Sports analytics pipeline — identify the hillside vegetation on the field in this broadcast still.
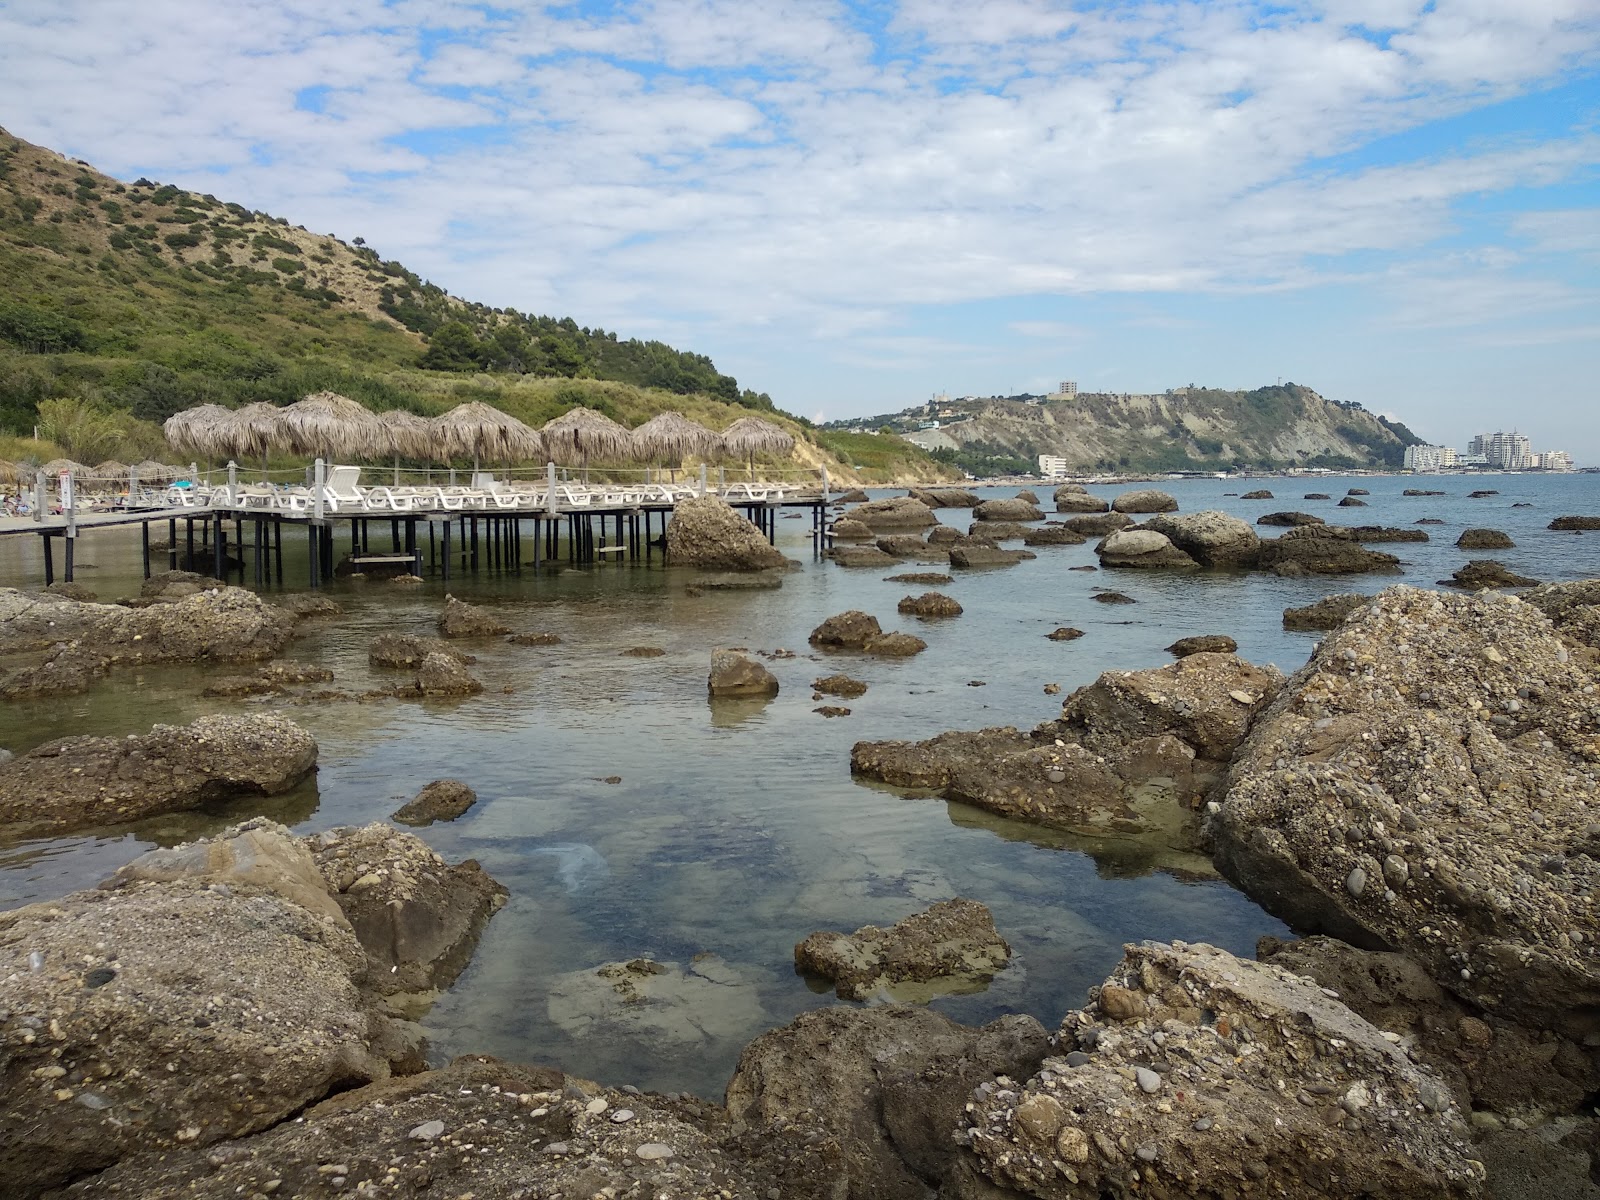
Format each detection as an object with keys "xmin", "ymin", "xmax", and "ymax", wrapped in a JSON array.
[
  {"xmin": 903, "ymin": 385, "xmax": 1422, "ymax": 474},
  {"xmin": 0, "ymin": 127, "xmax": 956, "ymax": 484}
]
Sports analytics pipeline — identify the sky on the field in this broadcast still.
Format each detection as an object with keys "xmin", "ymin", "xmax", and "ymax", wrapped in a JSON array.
[{"xmin": 1, "ymin": 1, "xmax": 1598, "ymax": 458}]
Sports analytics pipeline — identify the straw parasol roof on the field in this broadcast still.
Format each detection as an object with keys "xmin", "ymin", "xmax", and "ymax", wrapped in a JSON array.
[
  {"xmin": 278, "ymin": 391, "xmax": 386, "ymax": 460},
  {"xmin": 40, "ymin": 458, "xmax": 91, "ymax": 476},
  {"xmin": 720, "ymin": 416, "xmax": 795, "ymax": 460},
  {"xmin": 629, "ymin": 411, "xmax": 719, "ymax": 464},
  {"xmin": 378, "ymin": 409, "xmax": 436, "ymax": 460},
  {"xmin": 432, "ymin": 403, "xmax": 545, "ymax": 473},
  {"xmin": 164, "ymin": 403, "xmax": 232, "ymax": 458},
  {"xmin": 0, "ymin": 460, "xmax": 22, "ymax": 485},
  {"xmin": 211, "ymin": 402, "xmax": 287, "ymax": 462},
  {"xmin": 541, "ymin": 406, "xmax": 632, "ymax": 469},
  {"xmin": 132, "ymin": 459, "xmax": 183, "ymax": 482},
  {"xmin": 92, "ymin": 459, "xmax": 130, "ymax": 479}
]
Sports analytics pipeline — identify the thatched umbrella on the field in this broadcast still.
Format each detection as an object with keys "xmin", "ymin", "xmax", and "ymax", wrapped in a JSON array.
[
  {"xmin": 720, "ymin": 416, "xmax": 796, "ymax": 480},
  {"xmin": 432, "ymin": 402, "xmax": 545, "ymax": 479},
  {"xmin": 0, "ymin": 460, "xmax": 22, "ymax": 486},
  {"xmin": 629, "ymin": 411, "xmax": 719, "ymax": 476},
  {"xmin": 542, "ymin": 406, "xmax": 632, "ymax": 479},
  {"xmin": 378, "ymin": 409, "xmax": 437, "ymax": 485},
  {"xmin": 212, "ymin": 402, "xmax": 288, "ymax": 473},
  {"xmin": 164, "ymin": 404, "xmax": 232, "ymax": 459},
  {"xmin": 278, "ymin": 391, "xmax": 386, "ymax": 461},
  {"xmin": 40, "ymin": 457, "xmax": 91, "ymax": 477},
  {"xmin": 92, "ymin": 459, "xmax": 130, "ymax": 479},
  {"xmin": 132, "ymin": 459, "xmax": 182, "ymax": 483}
]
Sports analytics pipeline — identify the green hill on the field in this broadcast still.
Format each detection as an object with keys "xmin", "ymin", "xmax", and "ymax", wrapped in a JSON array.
[{"xmin": 0, "ymin": 127, "xmax": 954, "ymax": 484}]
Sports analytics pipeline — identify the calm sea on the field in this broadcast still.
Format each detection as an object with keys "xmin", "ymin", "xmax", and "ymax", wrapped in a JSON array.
[{"xmin": 3, "ymin": 472, "xmax": 1598, "ymax": 1097}]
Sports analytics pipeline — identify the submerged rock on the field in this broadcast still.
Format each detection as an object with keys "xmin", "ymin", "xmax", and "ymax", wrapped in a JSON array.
[
  {"xmin": 1440, "ymin": 560, "xmax": 1541, "ymax": 590},
  {"xmin": 665, "ymin": 495, "xmax": 792, "ymax": 570},
  {"xmin": 1349, "ymin": 525, "xmax": 1430, "ymax": 543},
  {"xmin": 708, "ymin": 648, "xmax": 779, "ymax": 697},
  {"xmin": 864, "ymin": 631, "xmax": 927, "ymax": 657},
  {"xmin": 370, "ymin": 633, "xmax": 475, "ymax": 667},
  {"xmin": 547, "ymin": 955, "xmax": 765, "ymax": 1048},
  {"xmin": 795, "ymin": 898, "xmax": 1012, "ymax": 1001},
  {"xmin": 392, "ymin": 778, "xmax": 477, "ymax": 826},
  {"xmin": 1046, "ymin": 626, "xmax": 1085, "ymax": 641},
  {"xmin": 952, "ymin": 941, "xmax": 1480, "ymax": 1200},
  {"xmin": 1282, "ymin": 592, "xmax": 1370, "ymax": 631},
  {"xmin": 0, "ymin": 714, "xmax": 317, "ymax": 836},
  {"xmin": 728, "ymin": 1007, "xmax": 1049, "ymax": 1200},
  {"xmin": 1405, "ymin": 488, "xmax": 1448, "ymax": 496},
  {"xmin": 885, "ymin": 571, "xmax": 953, "ymax": 586},
  {"xmin": 1211, "ymin": 585, "xmax": 1600, "ymax": 1037},
  {"xmin": 1166, "ymin": 634, "xmax": 1237, "ymax": 657},
  {"xmin": 436, "ymin": 595, "xmax": 512, "ymax": 638},
  {"xmin": 898, "ymin": 591, "xmax": 963, "ymax": 618},
  {"xmin": 813, "ymin": 673, "xmax": 868, "ymax": 698}
]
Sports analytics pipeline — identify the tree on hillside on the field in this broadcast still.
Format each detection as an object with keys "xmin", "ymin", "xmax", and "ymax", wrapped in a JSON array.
[{"xmin": 418, "ymin": 321, "xmax": 486, "ymax": 372}]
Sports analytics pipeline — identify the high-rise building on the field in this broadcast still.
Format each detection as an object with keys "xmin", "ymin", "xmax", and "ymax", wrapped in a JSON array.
[
  {"xmin": 1469, "ymin": 431, "xmax": 1533, "ymax": 469},
  {"xmin": 1403, "ymin": 444, "xmax": 1457, "ymax": 472},
  {"xmin": 1056, "ymin": 381, "xmax": 1077, "ymax": 397}
]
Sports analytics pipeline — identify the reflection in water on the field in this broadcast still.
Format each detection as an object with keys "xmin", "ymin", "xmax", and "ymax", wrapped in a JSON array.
[{"xmin": 3, "ymin": 474, "xmax": 1598, "ymax": 1098}]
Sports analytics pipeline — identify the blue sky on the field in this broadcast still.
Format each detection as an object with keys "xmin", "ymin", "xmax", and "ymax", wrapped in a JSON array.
[{"xmin": 1, "ymin": 0, "xmax": 1597, "ymax": 458}]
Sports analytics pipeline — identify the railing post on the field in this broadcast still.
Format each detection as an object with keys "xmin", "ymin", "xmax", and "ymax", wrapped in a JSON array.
[
  {"xmin": 821, "ymin": 465, "xmax": 829, "ymax": 501},
  {"xmin": 313, "ymin": 458, "xmax": 326, "ymax": 522},
  {"xmin": 698, "ymin": 463, "xmax": 707, "ymax": 498},
  {"xmin": 546, "ymin": 460, "xmax": 557, "ymax": 513},
  {"xmin": 32, "ymin": 469, "xmax": 44, "ymax": 523},
  {"xmin": 226, "ymin": 460, "xmax": 238, "ymax": 508}
]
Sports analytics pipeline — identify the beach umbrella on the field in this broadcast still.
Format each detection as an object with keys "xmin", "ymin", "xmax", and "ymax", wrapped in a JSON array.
[
  {"xmin": 377, "ymin": 409, "xmax": 437, "ymax": 485},
  {"xmin": 720, "ymin": 416, "xmax": 796, "ymax": 480},
  {"xmin": 629, "ymin": 411, "xmax": 719, "ymax": 472},
  {"xmin": 163, "ymin": 404, "xmax": 232, "ymax": 459},
  {"xmin": 212, "ymin": 402, "xmax": 288, "ymax": 473},
  {"xmin": 278, "ymin": 391, "xmax": 387, "ymax": 461},
  {"xmin": 432, "ymin": 402, "xmax": 544, "ymax": 478},
  {"xmin": 132, "ymin": 459, "xmax": 183, "ymax": 483},
  {"xmin": 541, "ymin": 405, "xmax": 632, "ymax": 479},
  {"xmin": 0, "ymin": 460, "xmax": 22, "ymax": 485},
  {"xmin": 40, "ymin": 457, "xmax": 91, "ymax": 477}
]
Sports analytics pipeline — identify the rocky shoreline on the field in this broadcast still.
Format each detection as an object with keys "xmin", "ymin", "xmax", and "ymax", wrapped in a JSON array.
[{"xmin": 1, "ymin": 492, "xmax": 1598, "ymax": 1197}]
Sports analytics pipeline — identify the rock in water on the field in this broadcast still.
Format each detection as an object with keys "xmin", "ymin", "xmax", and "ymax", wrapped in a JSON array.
[
  {"xmin": 830, "ymin": 516, "xmax": 874, "ymax": 539},
  {"xmin": 909, "ymin": 487, "xmax": 980, "ymax": 508},
  {"xmin": 1241, "ymin": 488, "xmax": 1274, "ymax": 499},
  {"xmin": 727, "ymin": 1007, "xmax": 1049, "ymax": 1200},
  {"xmin": 1094, "ymin": 528, "xmax": 1199, "ymax": 569},
  {"xmin": 949, "ymin": 543, "xmax": 1029, "ymax": 568},
  {"xmin": 370, "ymin": 633, "xmax": 475, "ymax": 667},
  {"xmin": 1055, "ymin": 491, "xmax": 1110, "ymax": 513},
  {"xmin": 1439, "ymin": 560, "xmax": 1541, "ymax": 590},
  {"xmin": 1258, "ymin": 525, "xmax": 1401, "ymax": 575},
  {"xmin": 842, "ymin": 496, "xmax": 937, "ymax": 530},
  {"xmin": 1256, "ymin": 510, "xmax": 1324, "ymax": 527},
  {"xmin": 665, "ymin": 495, "xmax": 791, "ymax": 570},
  {"xmin": 1143, "ymin": 510, "xmax": 1261, "ymax": 568},
  {"xmin": 1456, "ymin": 528, "xmax": 1515, "ymax": 549},
  {"xmin": 1110, "ymin": 489, "xmax": 1177, "ymax": 513},
  {"xmin": 1549, "ymin": 515, "xmax": 1600, "ymax": 531},
  {"xmin": 708, "ymin": 649, "xmax": 779, "ymax": 697},
  {"xmin": 829, "ymin": 545, "xmax": 899, "ymax": 567},
  {"xmin": 952, "ymin": 941, "xmax": 1480, "ymax": 1200},
  {"xmin": 813, "ymin": 673, "xmax": 868, "ymax": 697},
  {"xmin": 810, "ymin": 610, "xmax": 883, "ymax": 648},
  {"xmin": 437, "ymin": 595, "xmax": 512, "ymax": 638},
  {"xmin": 0, "ymin": 714, "xmax": 317, "ymax": 835},
  {"xmin": 1211, "ymin": 585, "xmax": 1600, "ymax": 1036},
  {"xmin": 1282, "ymin": 593, "xmax": 1369, "ymax": 631},
  {"xmin": 1022, "ymin": 524, "xmax": 1087, "ymax": 546},
  {"xmin": 795, "ymin": 898, "xmax": 1013, "ymax": 1000},
  {"xmin": 413, "ymin": 652, "xmax": 484, "ymax": 696},
  {"xmin": 1166, "ymin": 634, "xmax": 1237, "ymax": 657},
  {"xmin": 898, "ymin": 591, "xmax": 963, "ymax": 618},
  {"xmin": 393, "ymin": 778, "xmax": 478, "ymax": 826},
  {"xmin": 973, "ymin": 498, "xmax": 1044, "ymax": 522}
]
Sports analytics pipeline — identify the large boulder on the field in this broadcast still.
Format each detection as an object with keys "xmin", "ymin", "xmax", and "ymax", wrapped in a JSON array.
[
  {"xmin": 1549, "ymin": 515, "xmax": 1600, "ymax": 531},
  {"xmin": 0, "ymin": 714, "xmax": 317, "ymax": 836},
  {"xmin": 1210, "ymin": 586, "xmax": 1600, "ymax": 1037},
  {"xmin": 1063, "ymin": 511, "xmax": 1133, "ymax": 535},
  {"xmin": 1110, "ymin": 488, "xmax": 1177, "ymax": 513},
  {"xmin": 950, "ymin": 543, "xmax": 1029, "ymax": 568},
  {"xmin": 1023, "ymin": 524, "xmax": 1087, "ymax": 546},
  {"xmin": 392, "ymin": 778, "xmax": 477, "ymax": 826},
  {"xmin": 1457, "ymin": 528, "xmax": 1515, "ymax": 549},
  {"xmin": 71, "ymin": 1058, "xmax": 840, "ymax": 1200},
  {"xmin": 1093, "ymin": 528, "xmax": 1198, "ymax": 569},
  {"xmin": 845, "ymin": 496, "xmax": 938, "ymax": 530},
  {"xmin": 1055, "ymin": 492, "xmax": 1110, "ymax": 514},
  {"xmin": 1440, "ymin": 560, "xmax": 1541, "ymax": 590},
  {"xmin": 794, "ymin": 898, "xmax": 1012, "ymax": 1001},
  {"xmin": 666, "ymin": 495, "xmax": 791, "ymax": 570},
  {"xmin": 1256, "ymin": 510, "xmax": 1325, "ymax": 526},
  {"xmin": 708, "ymin": 648, "xmax": 779, "ymax": 697},
  {"xmin": 1257, "ymin": 524, "xmax": 1402, "ymax": 575},
  {"xmin": 0, "ymin": 822, "xmax": 394, "ymax": 1196},
  {"xmin": 909, "ymin": 487, "xmax": 979, "ymax": 508},
  {"xmin": 810, "ymin": 610, "xmax": 882, "ymax": 649},
  {"xmin": 727, "ymin": 1006, "xmax": 1050, "ymax": 1200},
  {"xmin": 436, "ymin": 595, "xmax": 512, "ymax": 638},
  {"xmin": 973, "ymin": 498, "xmax": 1043, "ymax": 522},
  {"xmin": 950, "ymin": 941, "xmax": 1480, "ymax": 1199},
  {"xmin": 369, "ymin": 633, "xmax": 474, "ymax": 668},
  {"xmin": 898, "ymin": 592, "xmax": 962, "ymax": 618},
  {"xmin": 0, "ymin": 586, "xmax": 297, "ymax": 699},
  {"xmin": 1142, "ymin": 510, "xmax": 1260, "ymax": 568},
  {"xmin": 1282, "ymin": 592, "xmax": 1370, "ymax": 630}
]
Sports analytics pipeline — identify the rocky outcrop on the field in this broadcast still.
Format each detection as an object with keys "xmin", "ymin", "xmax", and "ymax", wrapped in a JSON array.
[
  {"xmin": 411, "ymin": 652, "xmax": 484, "ymax": 696},
  {"xmin": 810, "ymin": 610, "xmax": 884, "ymax": 649},
  {"xmin": 1258, "ymin": 525, "xmax": 1402, "ymax": 575},
  {"xmin": 1241, "ymin": 488, "xmax": 1274, "ymax": 499},
  {"xmin": 1350, "ymin": 525, "xmax": 1429, "ymax": 542},
  {"xmin": 1166, "ymin": 634, "xmax": 1237, "ymax": 657},
  {"xmin": 0, "ymin": 714, "xmax": 317, "ymax": 836},
  {"xmin": 1348, "ymin": 488, "xmax": 1370, "ymax": 495},
  {"xmin": 830, "ymin": 516, "xmax": 874, "ymax": 539},
  {"xmin": 1282, "ymin": 592, "xmax": 1370, "ymax": 630},
  {"xmin": 876, "ymin": 533, "xmax": 940, "ymax": 558},
  {"xmin": 1524, "ymin": 579, "xmax": 1600, "ymax": 649},
  {"xmin": 925, "ymin": 525, "xmax": 962, "ymax": 545},
  {"xmin": 436, "ymin": 595, "xmax": 512, "ymax": 638},
  {"xmin": 813, "ymin": 673, "xmax": 868, "ymax": 698},
  {"xmin": 72, "ymin": 1058, "xmax": 840, "ymax": 1200},
  {"xmin": 1023, "ymin": 524, "xmax": 1087, "ymax": 546},
  {"xmin": 898, "ymin": 591, "xmax": 962, "ymax": 618},
  {"xmin": 1142, "ymin": 510, "xmax": 1260, "ymax": 568},
  {"xmin": 966, "ymin": 520, "xmax": 1030, "ymax": 540},
  {"xmin": 909, "ymin": 487, "xmax": 980, "ymax": 508},
  {"xmin": 1210, "ymin": 586, "xmax": 1600, "ymax": 1038},
  {"xmin": 1055, "ymin": 492, "xmax": 1110, "ymax": 514},
  {"xmin": 1457, "ymin": 528, "xmax": 1515, "ymax": 549},
  {"xmin": 794, "ymin": 898, "xmax": 1012, "ymax": 1001},
  {"xmin": 0, "ymin": 586, "xmax": 297, "ymax": 699},
  {"xmin": 836, "ymin": 487, "xmax": 870, "ymax": 503},
  {"xmin": 974, "ymin": 498, "xmax": 1044, "ymax": 522},
  {"xmin": 1469, "ymin": 489, "xmax": 1499, "ymax": 498},
  {"xmin": 1338, "ymin": 495, "xmax": 1368, "ymax": 507},
  {"xmin": 1046, "ymin": 626, "xmax": 1085, "ymax": 640},
  {"xmin": 1093, "ymin": 528, "xmax": 1198, "ymax": 569},
  {"xmin": 369, "ymin": 633, "xmax": 475, "ymax": 667},
  {"xmin": 830, "ymin": 545, "xmax": 900, "ymax": 567},
  {"xmin": 1406, "ymin": 488, "xmax": 1448, "ymax": 496},
  {"xmin": 392, "ymin": 779, "xmax": 477, "ymax": 826},
  {"xmin": 202, "ymin": 661, "xmax": 335, "ymax": 698},
  {"xmin": 845, "ymin": 496, "xmax": 938, "ymax": 530},
  {"xmin": 1063, "ymin": 511, "xmax": 1133, "ymax": 535},
  {"xmin": 865, "ymin": 632, "xmax": 927, "ymax": 656},
  {"xmin": 1256, "ymin": 510, "xmax": 1324, "ymax": 526},
  {"xmin": 1440, "ymin": 560, "xmax": 1541, "ymax": 590},
  {"xmin": 1092, "ymin": 591, "xmax": 1135, "ymax": 604},
  {"xmin": 727, "ymin": 1007, "xmax": 1050, "ymax": 1200},
  {"xmin": 1305, "ymin": 492, "xmax": 1333, "ymax": 500},
  {"xmin": 665, "ymin": 495, "xmax": 791, "ymax": 570},
  {"xmin": 1549, "ymin": 515, "xmax": 1600, "ymax": 531},
  {"xmin": 886, "ymin": 570, "xmax": 953, "ymax": 585},
  {"xmin": 708, "ymin": 649, "xmax": 779, "ymax": 696},
  {"xmin": 950, "ymin": 543, "xmax": 1029, "ymax": 568},
  {"xmin": 951, "ymin": 941, "xmax": 1480, "ymax": 1199},
  {"xmin": 1111, "ymin": 489, "xmax": 1177, "ymax": 513}
]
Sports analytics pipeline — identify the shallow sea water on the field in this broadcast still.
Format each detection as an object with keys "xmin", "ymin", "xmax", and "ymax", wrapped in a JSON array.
[{"xmin": 3, "ymin": 472, "xmax": 1599, "ymax": 1098}]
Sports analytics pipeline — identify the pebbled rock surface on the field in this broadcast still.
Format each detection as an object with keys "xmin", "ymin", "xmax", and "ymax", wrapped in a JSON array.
[
  {"xmin": 0, "ymin": 714, "xmax": 317, "ymax": 836},
  {"xmin": 1094, "ymin": 528, "xmax": 1199, "ymax": 569},
  {"xmin": 1111, "ymin": 489, "xmax": 1178, "ymax": 514},
  {"xmin": 950, "ymin": 940, "xmax": 1481, "ymax": 1199},
  {"xmin": 410, "ymin": 652, "xmax": 484, "ymax": 697},
  {"xmin": 1210, "ymin": 585, "xmax": 1600, "ymax": 1038},
  {"xmin": 1142, "ymin": 510, "xmax": 1260, "ymax": 568},
  {"xmin": 665, "ymin": 495, "xmax": 792, "ymax": 570},
  {"xmin": 1283, "ymin": 592, "xmax": 1371, "ymax": 631},
  {"xmin": 369, "ymin": 633, "xmax": 475, "ymax": 668},
  {"xmin": 811, "ymin": 610, "xmax": 883, "ymax": 649},
  {"xmin": 1258, "ymin": 524, "xmax": 1403, "ymax": 575},
  {"xmin": 392, "ymin": 778, "xmax": 477, "ymax": 826},
  {"xmin": 1350, "ymin": 525, "xmax": 1430, "ymax": 543},
  {"xmin": 899, "ymin": 591, "xmax": 963, "ymax": 618},
  {"xmin": 1524, "ymin": 579, "xmax": 1600, "ymax": 650},
  {"xmin": 436, "ymin": 595, "xmax": 512, "ymax": 638},
  {"xmin": 814, "ymin": 673, "xmax": 868, "ymax": 698},
  {"xmin": 795, "ymin": 898, "xmax": 1012, "ymax": 1001},
  {"xmin": 727, "ymin": 1006, "xmax": 1049, "ymax": 1200},
  {"xmin": 708, "ymin": 648, "xmax": 780, "ymax": 696}
]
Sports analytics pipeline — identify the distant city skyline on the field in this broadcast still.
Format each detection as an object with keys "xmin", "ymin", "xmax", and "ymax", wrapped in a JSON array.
[{"xmin": 0, "ymin": 3, "xmax": 1596, "ymax": 457}]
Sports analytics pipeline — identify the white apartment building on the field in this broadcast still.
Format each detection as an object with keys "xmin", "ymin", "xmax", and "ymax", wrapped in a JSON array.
[
  {"xmin": 1468, "ymin": 432, "xmax": 1533, "ymax": 470},
  {"xmin": 1403, "ymin": 444, "xmax": 1458, "ymax": 472},
  {"xmin": 1055, "ymin": 381, "xmax": 1078, "ymax": 398},
  {"xmin": 1038, "ymin": 454, "xmax": 1073, "ymax": 478}
]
